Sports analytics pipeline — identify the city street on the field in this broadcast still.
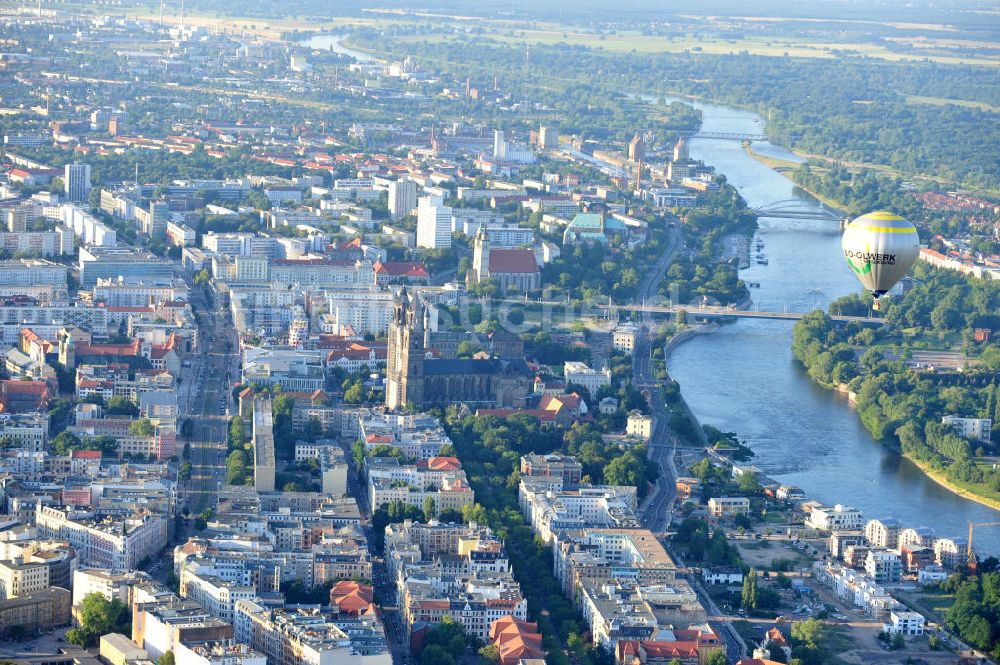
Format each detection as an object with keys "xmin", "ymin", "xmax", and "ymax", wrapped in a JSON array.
[{"xmin": 182, "ymin": 284, "xmax": 241, "ymax": 514}]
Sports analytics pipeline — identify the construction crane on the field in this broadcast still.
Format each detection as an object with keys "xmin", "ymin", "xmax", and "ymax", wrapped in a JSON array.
[{"xmin": 967, "ymin": 522, "xmax": 1000, "ymax": 567}]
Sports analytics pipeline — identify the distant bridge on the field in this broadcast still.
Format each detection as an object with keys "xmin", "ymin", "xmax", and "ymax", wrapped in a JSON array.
[
  {"xmin": 495, "ymin": 299, "xmax": 884, "ymax": 326},
  {"xmin": 689, "ymin": 131, "xmax": 769, "ymax": 142},
  {"xmin": 752, "ymin": 199, "xmax": 843, "ymax": 221},
  {"xmin": 601, "ymin": 303, "xmax": 883, "ymax": 325}
]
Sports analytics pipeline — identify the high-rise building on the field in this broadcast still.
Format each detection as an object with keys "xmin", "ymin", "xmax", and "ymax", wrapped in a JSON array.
[
  {"xmin": 416, "ymin": 197, "xmax": 452, "ymax": 249},
  {"xmin": 64, "ymin": 163, "xmax": 91, "ymax": 203},
  {"xmin": 493, "ymin": 129, "xmax": 508, "ymax": 160},
  {"xmin": 628, "ymin": 133, "xmax": 645, "ymax": 162},
  {"xmin": 538, "ymin": 124, "xmax": 560, "ymax": 149},
  {"xmin": 673, "ymin": 136, "xmax": 690, "ymax": 163},
  {"xmin": 388, "ymin": 180, "xmax": 417, "ymax": 220}
]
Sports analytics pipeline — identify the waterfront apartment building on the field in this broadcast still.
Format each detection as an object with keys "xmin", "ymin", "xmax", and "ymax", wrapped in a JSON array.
[
  {"xmin": 941, "ymin": 415, "xmax": 992, "ymax": 443},
  {"xmin": 806, "ymin": 504, "xmax": 864, "ymax": 532},
  {"xmin": 626, "ymin": 411, "xmax": 654, "ymax": 440},
  {"xmin": 865, "ymin": 518, "xmax": 902, "ymax": 550},
  {"xmin": 707, "ymin": 497, "xmax": 750, "ymax": 519}
]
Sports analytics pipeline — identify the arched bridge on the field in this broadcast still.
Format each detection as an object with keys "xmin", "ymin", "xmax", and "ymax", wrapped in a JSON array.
[{"xmin": 752, "ymin": 199, "xmax": 842, "ymax": 221}]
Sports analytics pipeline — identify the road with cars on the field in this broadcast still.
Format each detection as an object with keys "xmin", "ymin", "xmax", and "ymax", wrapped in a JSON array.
[{"xmin": 182, "ymin": 284, "xmax": 241, "ymax": 514}]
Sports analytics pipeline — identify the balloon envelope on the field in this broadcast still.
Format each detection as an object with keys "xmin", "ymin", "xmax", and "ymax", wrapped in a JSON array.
[{"xmin": 841, "ymin": 212, "xmax": 919, "ymax": 297}]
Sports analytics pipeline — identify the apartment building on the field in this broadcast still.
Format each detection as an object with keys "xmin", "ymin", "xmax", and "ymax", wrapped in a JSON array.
[
  {"xmin": 35, "ymin": 505, "xmax": 167, "ymax": 571},
  {"xmin": 252, "ymin": 397, "xmax": 276, "ymax": 492},
  {"xmin": 385, "ymin": 520, "xmax": 527, "ymax": 641},
  {"xmin": 180, "ymin": 570, "xmax": 257, "ymax": 623},
  {"xmin": 563, "ymin": 361, "xmax": 611, "ymax": 393},
  {"xmin": 520, "ymin": 453, "xmax": 583, "ymax": 488},
  {"xmin": 519, "ymin": 480, "xmax": 639, "ymax": 543},
  {"xmin": 707, "ymin": 497, "xmax": 750, "ymax": 519},
  {"xmin": 234, "ymin": 601, "xmax": 390, "ymax": 665},
  {"xmin": 0, "ymin": 558, "xmax": 49, "ymax": 599},
  {"xmin": 865, "ymin": 518, "xmax": 901, "ymax": 549},
  {"xmin": 865, "ymin": 550, "xmax": 903, "ymax": 585},
  {"xmin": 367, "ymin": 456, "xmax": 475, "ymax": 515},
  {"xmin": 806, "ymin": 504, "xmax": 864, "ymax": 531}
]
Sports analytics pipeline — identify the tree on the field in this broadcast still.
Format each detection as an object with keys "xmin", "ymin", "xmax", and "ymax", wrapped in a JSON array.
[
  {"xmin": 705, "ymin": 652, "xmax": 727, "ymax": 665},
  {"xmin": 422, "ymin": 616, "xmax": 467, "ymax": 661},
  {"xmin": 791, "ymin": 617, "xmax": 824, "ymax": 650},
  {"xmin": 157, "ymin": 653, "xmax": 175, "ymax": 665},
  {"xmin": 303, "ymin": 417, "xmax": 323, "ymax": 441},
  {"xmin": 226, "ymin": 450, "xmax": 248, "ymax": 485},
  {"xmin": 129, "ymin": 418, "xmax": 154, "ymax": 437},
  {"xmin": 51, "ymin": 431, "xmax": 82, "ymax": 456},
  {"xmin": 66, "ymin": 628, "xmax": 88, "ymax": 647},
  {"xmin": 742, "ymin": 569, "xmax": 758, "ymax": 610},
  {"xmin": 73, "ymin": 592, "xmax": 130, "ymax": 646},
  {"xmin": 423, "ymin": 496, "xmax": 437, "ymax": 519},
  {"xmin": 891, "ymin": 632, "xmax": 905, "ymax": 650},
  {"xmin": 106, "ymin": 396, "xmax": 139, "ymax": 416},
  {"xmin": 477, "ymin": 644, "xmax": 500, "ymax": 665},
  {"xmin": 421, "ymin": 645, "xmax": 455, "ymax": 665},
  {"xmin": 343, "ymin": 380, "xmax": 365, "ymax": 404}
]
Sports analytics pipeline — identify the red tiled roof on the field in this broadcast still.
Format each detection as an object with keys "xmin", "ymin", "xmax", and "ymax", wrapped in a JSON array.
[
  {"xmin": 75, "ymin": 340, "xmax": 141, "ymax": 357},
  {"xmin": 373, "ymin": 261, "xmax": 429, "ymax": 278},
  {"xmin": 488, "ymin": 249, "xmax": 538, "ymax": 274},
  {"xmin": 272, "ymin": 258, "xmax": 356, "ymax": 267},
  {"xmin": 420, "ymin": 457, "xmax": 462, "ymax": 471},
  {"xmin": 71, "ymin": 450, "xmax": 102, "ymax": 459},
  {"xmin": 329, "ymin": 581, "xmax": 375, "ymax": 617}
]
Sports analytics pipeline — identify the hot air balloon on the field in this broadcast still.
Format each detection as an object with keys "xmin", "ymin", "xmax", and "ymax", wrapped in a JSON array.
[{"xmin": 841, "ymin": 211, "xmax": 919, "ymax": 310}]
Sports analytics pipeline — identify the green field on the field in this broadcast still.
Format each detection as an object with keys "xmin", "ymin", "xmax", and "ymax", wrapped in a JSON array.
[
  {"xmin": 394, "ymin": 28, "xmax": 1000, "ymax": 67},
  {"xmin": 906, "ymin": 95, "xmax": 1000, "ymax": 113}
]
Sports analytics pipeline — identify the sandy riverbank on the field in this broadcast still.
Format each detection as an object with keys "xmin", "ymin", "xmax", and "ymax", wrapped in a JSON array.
[{"xmin": 910, "ymin": 459, "xmax": 1000, "ymax": 513}]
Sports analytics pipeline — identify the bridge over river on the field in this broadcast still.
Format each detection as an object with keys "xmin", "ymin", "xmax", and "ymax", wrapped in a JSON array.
[
  {"xmin": 495, "ymin": 299, "xmax": 884, "ymax": 326},
  {"xmin": 752, "ymin": 198, "xmax": 844, "ymax": 221}
]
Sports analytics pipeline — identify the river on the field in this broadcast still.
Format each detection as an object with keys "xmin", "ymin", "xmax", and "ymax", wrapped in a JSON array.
[
  {"xmin": 662, "ymin": 99, "xmax": 1000, "ymax": 555},
  {"xmin": 298, "ymin": 33, "xmax": 374, "ymax": 62}
]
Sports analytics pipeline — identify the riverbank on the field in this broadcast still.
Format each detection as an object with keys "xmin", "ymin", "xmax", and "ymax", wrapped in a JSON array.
[
  {"xmin": 741, "ymin": 144, "xmax": 849, "ymax": 214},
  {"xmin": 793, "ymin": 339, "xmax": 1000, "ymax": 515},
  {"xmin": 910, "ymin": 459, "xmax": 1000, "ymax": 513}
]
